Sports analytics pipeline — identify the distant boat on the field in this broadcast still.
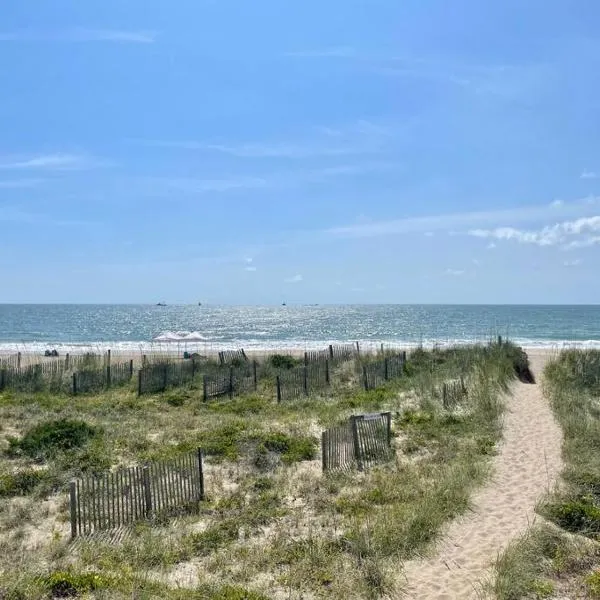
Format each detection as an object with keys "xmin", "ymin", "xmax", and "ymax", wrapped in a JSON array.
[
  {"xmin": 282, "ymin": 302, "xmax": 286, "ymax": 306},
  {"xmin": 198, "ymin": 302, "xmax": 202, "ymax": 306},
  {"xmin": 156, "ymin": 302, "xmax": 167, "ymax": 306}
]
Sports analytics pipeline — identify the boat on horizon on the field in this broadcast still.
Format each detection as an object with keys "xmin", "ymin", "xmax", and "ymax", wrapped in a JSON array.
[{"xmin": 156, "ymin": 302, "xmax": 167, "ymax": 307}]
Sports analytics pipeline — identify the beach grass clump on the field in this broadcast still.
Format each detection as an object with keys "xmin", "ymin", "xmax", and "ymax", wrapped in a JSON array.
[{"xmin": 7, "ymin": 418, "xmax": 99, "ymax": 461}]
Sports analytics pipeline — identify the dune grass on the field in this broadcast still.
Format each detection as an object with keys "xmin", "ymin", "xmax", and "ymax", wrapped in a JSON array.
[{"xmin": 0, "ymin": 343, "xmax": 522, "ymax": 599}]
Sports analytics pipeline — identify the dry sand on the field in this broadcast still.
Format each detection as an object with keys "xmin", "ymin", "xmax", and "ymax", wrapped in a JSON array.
[{"xmin": 399, "ymin": 350, "xmax": 563, "ymax": 599}]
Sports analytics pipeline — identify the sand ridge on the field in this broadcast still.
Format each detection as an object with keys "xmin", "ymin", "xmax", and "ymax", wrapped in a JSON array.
[{"xmin": 399, "ymin": 352, "xmax": 563, "ymax": 599}]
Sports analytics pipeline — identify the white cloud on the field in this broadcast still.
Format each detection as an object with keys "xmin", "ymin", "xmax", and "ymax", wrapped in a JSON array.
[
  {"xmin": 326, "ymin": 197, "xmax": 600, "ymax": 239},
  {"xmin": 472, "ymin": 259, "xmax": 481, "ymax": 266},
  {"xmin": 468, "ymin": 215, "xmax": 600, "ymax": 248},
  {"xmin": 244, "ymin": 266, "xmax": 257, "ymax": 272},
  {"xmin": 487, "ymin": 242, "xmax": 497, "ymax": 249},
  {"xmin": 284, "ymin": 274, "xmax": 303, "ymax": 283},
  {"xmin": 550, "ymin": 199, "xmax": 563, "ymax": 207},
  {"xmin": 0, "ymin": 154, "xmax": 104, "ymax": 171},
  {"xmin": 424, "ymin": 231, "xmax": 435, "ymax": 237},
  {"xmin": 244, "ymin": 257, "xmax": 253, "ymax": 264},
  {"xmin": 581, "ymin": 170, "xmax": 598, "ymax": 179},
  {"xmin": 445, "ymin": 269, "xmax": 465, "ymax": 276},
  {"xmin": 0, "ymin": 28, "xmax": 156, "ymax": 43},
  {"xmin": 563, "ymin": 259, "xmax": 582, "ymax": 267}
]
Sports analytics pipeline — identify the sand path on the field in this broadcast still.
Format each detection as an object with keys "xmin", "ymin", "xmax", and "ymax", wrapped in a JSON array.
[{"xmin": 399, "ymin": 352, "xmax": 563, "ymax": 599}]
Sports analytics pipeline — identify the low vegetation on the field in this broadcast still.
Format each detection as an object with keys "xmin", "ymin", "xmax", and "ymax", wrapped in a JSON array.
[{"xmin": 0, "ymin": 342, "xmax": 523, "ymax": 599}]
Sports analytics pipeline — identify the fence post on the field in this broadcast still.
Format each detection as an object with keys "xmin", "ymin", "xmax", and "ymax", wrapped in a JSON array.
[
  {"xmin": 442, "ymin": 383, "xmax": 448, "ymax": 409},
  {"xmin": 380, "ymin": 343, "xmax": 384, "ymax": 355},
  {"xmin": 106, "ymin": 365, "xmax": 111, "ymax": 389},
  {"xmin": 142, "ymin": 466, "xmax": 152, "ymax": 517},
  {"xmin": 384, "ymin": 358, "xmax": 389, "ymax": 381},
  {"xmin": 321, "ymin": 431, "xmax": 328, "ymax": 472},
  {"xmin": 65, "ymin": 353, "xmax": 70, "ymax": 370},
  {"xmin": 384, "ymin": 411, "xmax": 392, "ymax": 446},
  {"xmin": 229, "ymin": 366, "xmax": 234, "ymax": 398},
  {"xmin": 197, "ymin": 448, "xmax": 205, "ymax": 501},
  {"xmin": 69, "ymin": 480, "xmax": 78, "ymax": 539},
  {"xmin": 325, "ymin": 359, "xmax": 330, "ymax": 385},
  {"xmin": 137, "ymin": 369, "xmax": 142, "ymax": 396},
  {"xmin": 276, "ymin": 376, "xmax": 282, "ymax": 403},
  {"xmin": 203, "ymin": 376, "xmax": 208, "ymax": 402},
  {"xmin": 162, "ymin": 364, "xmax": 168, "ymax": 392},
  {"xmin": 355, "ymin": 341, "xmax": 360, "ymax": 355},
  {"xmin": 329, "ymin": 344, "xmax": 334, "ymax": 360},
  {"xmin": 129, "ymin": 359, "xmax": 134, "ymax": 379},
  {"xmin": 107, "ymin": 349, "xmax": 111, "ymax": 367},
  {"xmin": 17, "ymin": 352, "xmax": 21, "ymax": 370},
  {"xmin": 362, "ymin": 366, "xmax": 368, "ymax": 391},
  {"xmin": 460, "ymin": 375, "xmax": 467, "ymax": 396},
  {"xmin": 303, "ymin": 365, "xmax": 308, "ymax": 396},
  {"xmin": 304, "ymin": 352, "xmax": 308, "ymax": 366},
  {"xmin": 350, "ymin": 416, "xmax": 363, "ymax": 471},
  {"xmin": 72, "ymin": 373, "xmax": 77, "ymax": 396},
  {"xmin": 253, "ymin": 360, "xmax": 258, "ymax": 389},
  {"xmin": 0, "ymin": 369, "xmax": 4, "ymax": 391},
  {"xmin": 218, "ymin": 351, "xmax": 224, "ymax": 366},
  {"xmin": 142, "ymin": 354, "xmax": 147, "ymax": 367}
]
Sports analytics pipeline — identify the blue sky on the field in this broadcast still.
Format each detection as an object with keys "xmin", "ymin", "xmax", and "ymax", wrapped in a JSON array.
[{"xmin": 1, "ymin": 0, "xmax": 600, "ymax": 304}]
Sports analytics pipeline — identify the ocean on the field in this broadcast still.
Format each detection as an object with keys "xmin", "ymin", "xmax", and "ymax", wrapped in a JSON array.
[{"xmin": 0, "ymin": 304, "xmax": 598, "ymax": 355}]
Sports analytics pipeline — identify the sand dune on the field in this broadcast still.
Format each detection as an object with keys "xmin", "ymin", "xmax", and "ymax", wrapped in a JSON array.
[{"xmin": 399, "ymin": 352, "xmax": 563, "ymax": 599}]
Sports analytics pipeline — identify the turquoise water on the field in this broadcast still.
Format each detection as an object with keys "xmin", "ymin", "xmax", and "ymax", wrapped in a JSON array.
[{"xmin": 0, "ymin": 304, "xmax": 598, "ymax": 353}]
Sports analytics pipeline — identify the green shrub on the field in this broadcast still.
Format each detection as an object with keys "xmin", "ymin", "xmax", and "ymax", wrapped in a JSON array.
[
  {"xmin": 42, "ymin": 570, "xmax": 109, "ymax": 597},
  {"xmin": 192, "ymin": 585, "xmax": 271, "ymax": 600},
  {"xmin": 587, "ymin": 570, "xmax": 600, "ymax": 597},
  {"xmin": 196, "ymin": 421, "xmax": 248, "ymax": 459},
  {"xmin": 256, "ymin": 432, "xmax": 317, "ymax": 464},
  {"xmin": 544, "ymin": 496, "xmax": 600, "ymax": 537},
  {"xmin": 269, "ymin": 354, "xmax": 298, "ymax": 370},
  {"xmin": 10, "ymin": 419, "xmax": 99, "ymax": 460},
  {"xmin": 0, "ymin": 469, "xmax": 53, "ymax": 498}
]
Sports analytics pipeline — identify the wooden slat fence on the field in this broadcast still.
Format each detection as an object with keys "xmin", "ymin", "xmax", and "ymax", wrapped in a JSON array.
[
  {"xmin": 322, "ymin": 412, "xmax": 392, "ymax": 472},
  {"xmin": 361, "ymin": 353, "xmax": 406, "ymax": 390},
  {"xmin": 69, "ymin": 449, "xmax": 204, "ymax": 539},
  {"xmin": 138, "ymin": 360, "xmax": 199, "ymax": 395},
  {"xmin": 218, "ymin": 349, "xmax": 248, "ymax": 366},
  {"xmin": 203, "ymin": 362, "xmax": 258, "ymax": 401},
  {"xmin": 329, "ymin": 343, "xmax": 358, "ymax": 364},
  {"xmin": 276, "ymin": 360, "xmax": 330, "ymax": 402},
  {"xmin": 72, "ymin": 361, "xmax": 134, "ymax": 395},
  {"xmin": 441, "ymin": 377, "xmax": 468, "ymax": 409}
]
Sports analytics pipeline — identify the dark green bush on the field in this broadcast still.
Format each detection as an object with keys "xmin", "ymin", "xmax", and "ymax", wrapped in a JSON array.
[
  {"xmin": 256, "ymin": 432, "xmax": 317, "ymax": 464},
  {"xmin": 10, "ymin": 419, "xmax": 99, "ymax": 460},
  {"xmin": 544, "ymin": 496, "xmax": 600, "ymax": 537},
  {"xmin": 0, "ymin": 468, "xmax": 54, "ymax": 498},
  {"xmin": 269, "ymin": 354, "xmax": 298, "ymax": 370},
  {"xmin": 42, "ymin": 570, "xmax": 109, "ymax": 597}
]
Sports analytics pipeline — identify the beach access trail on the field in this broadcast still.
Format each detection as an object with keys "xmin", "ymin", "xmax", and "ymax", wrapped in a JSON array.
[{"xmin": 399, "ymin": 351, "xmax": 563, "ymax": 599}]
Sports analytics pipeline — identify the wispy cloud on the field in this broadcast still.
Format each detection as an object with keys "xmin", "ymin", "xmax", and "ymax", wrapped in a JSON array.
[
  {"xmin": 326, "ymin": 197, "xmax": 600, "ymax": 239},
  {"xmin": 284, "ymin": 47, "xmax": 357, "ymax": 58},
  {"xmin": 581, "ymin": 169, "xmax": 598, "ymax": 179},
  {"xmin": 0, "ymin": 179, "xmax": 42, "ymax": 188},
  {"xmin": 132, "ymin": 119, "xmax": 392, "ymax": 159},
  {"xmin": 160, "ymin": 177, "xmax": 269, "ymax": 194},
  {"xmin": 245, "ymin": 266, "xmax": 257, "ymax": 272},
  {"xmin": 0, "ymin": 205, "xmax": 91, "ymax": 227},
  {"xmin": 445, "ymin": 269, "xmax": 465, "ymax": 276},
  {"xmin": 0, "ymin": 154, "xmax": 106, "ymax": 171},
  {"xmin": 468, "ymin": 216, "xmax": 600, "ymax": 249},
  {"xmin": 284, "ymin": 274, "xmax": 303, "ymax": 283},
  {"xmin": 563, "ymin": 259, "xmax": 582, "ymax": 267},
  {"xmin": 0, "ymin": 28, "xmax": 156, "ymax": 43}
]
